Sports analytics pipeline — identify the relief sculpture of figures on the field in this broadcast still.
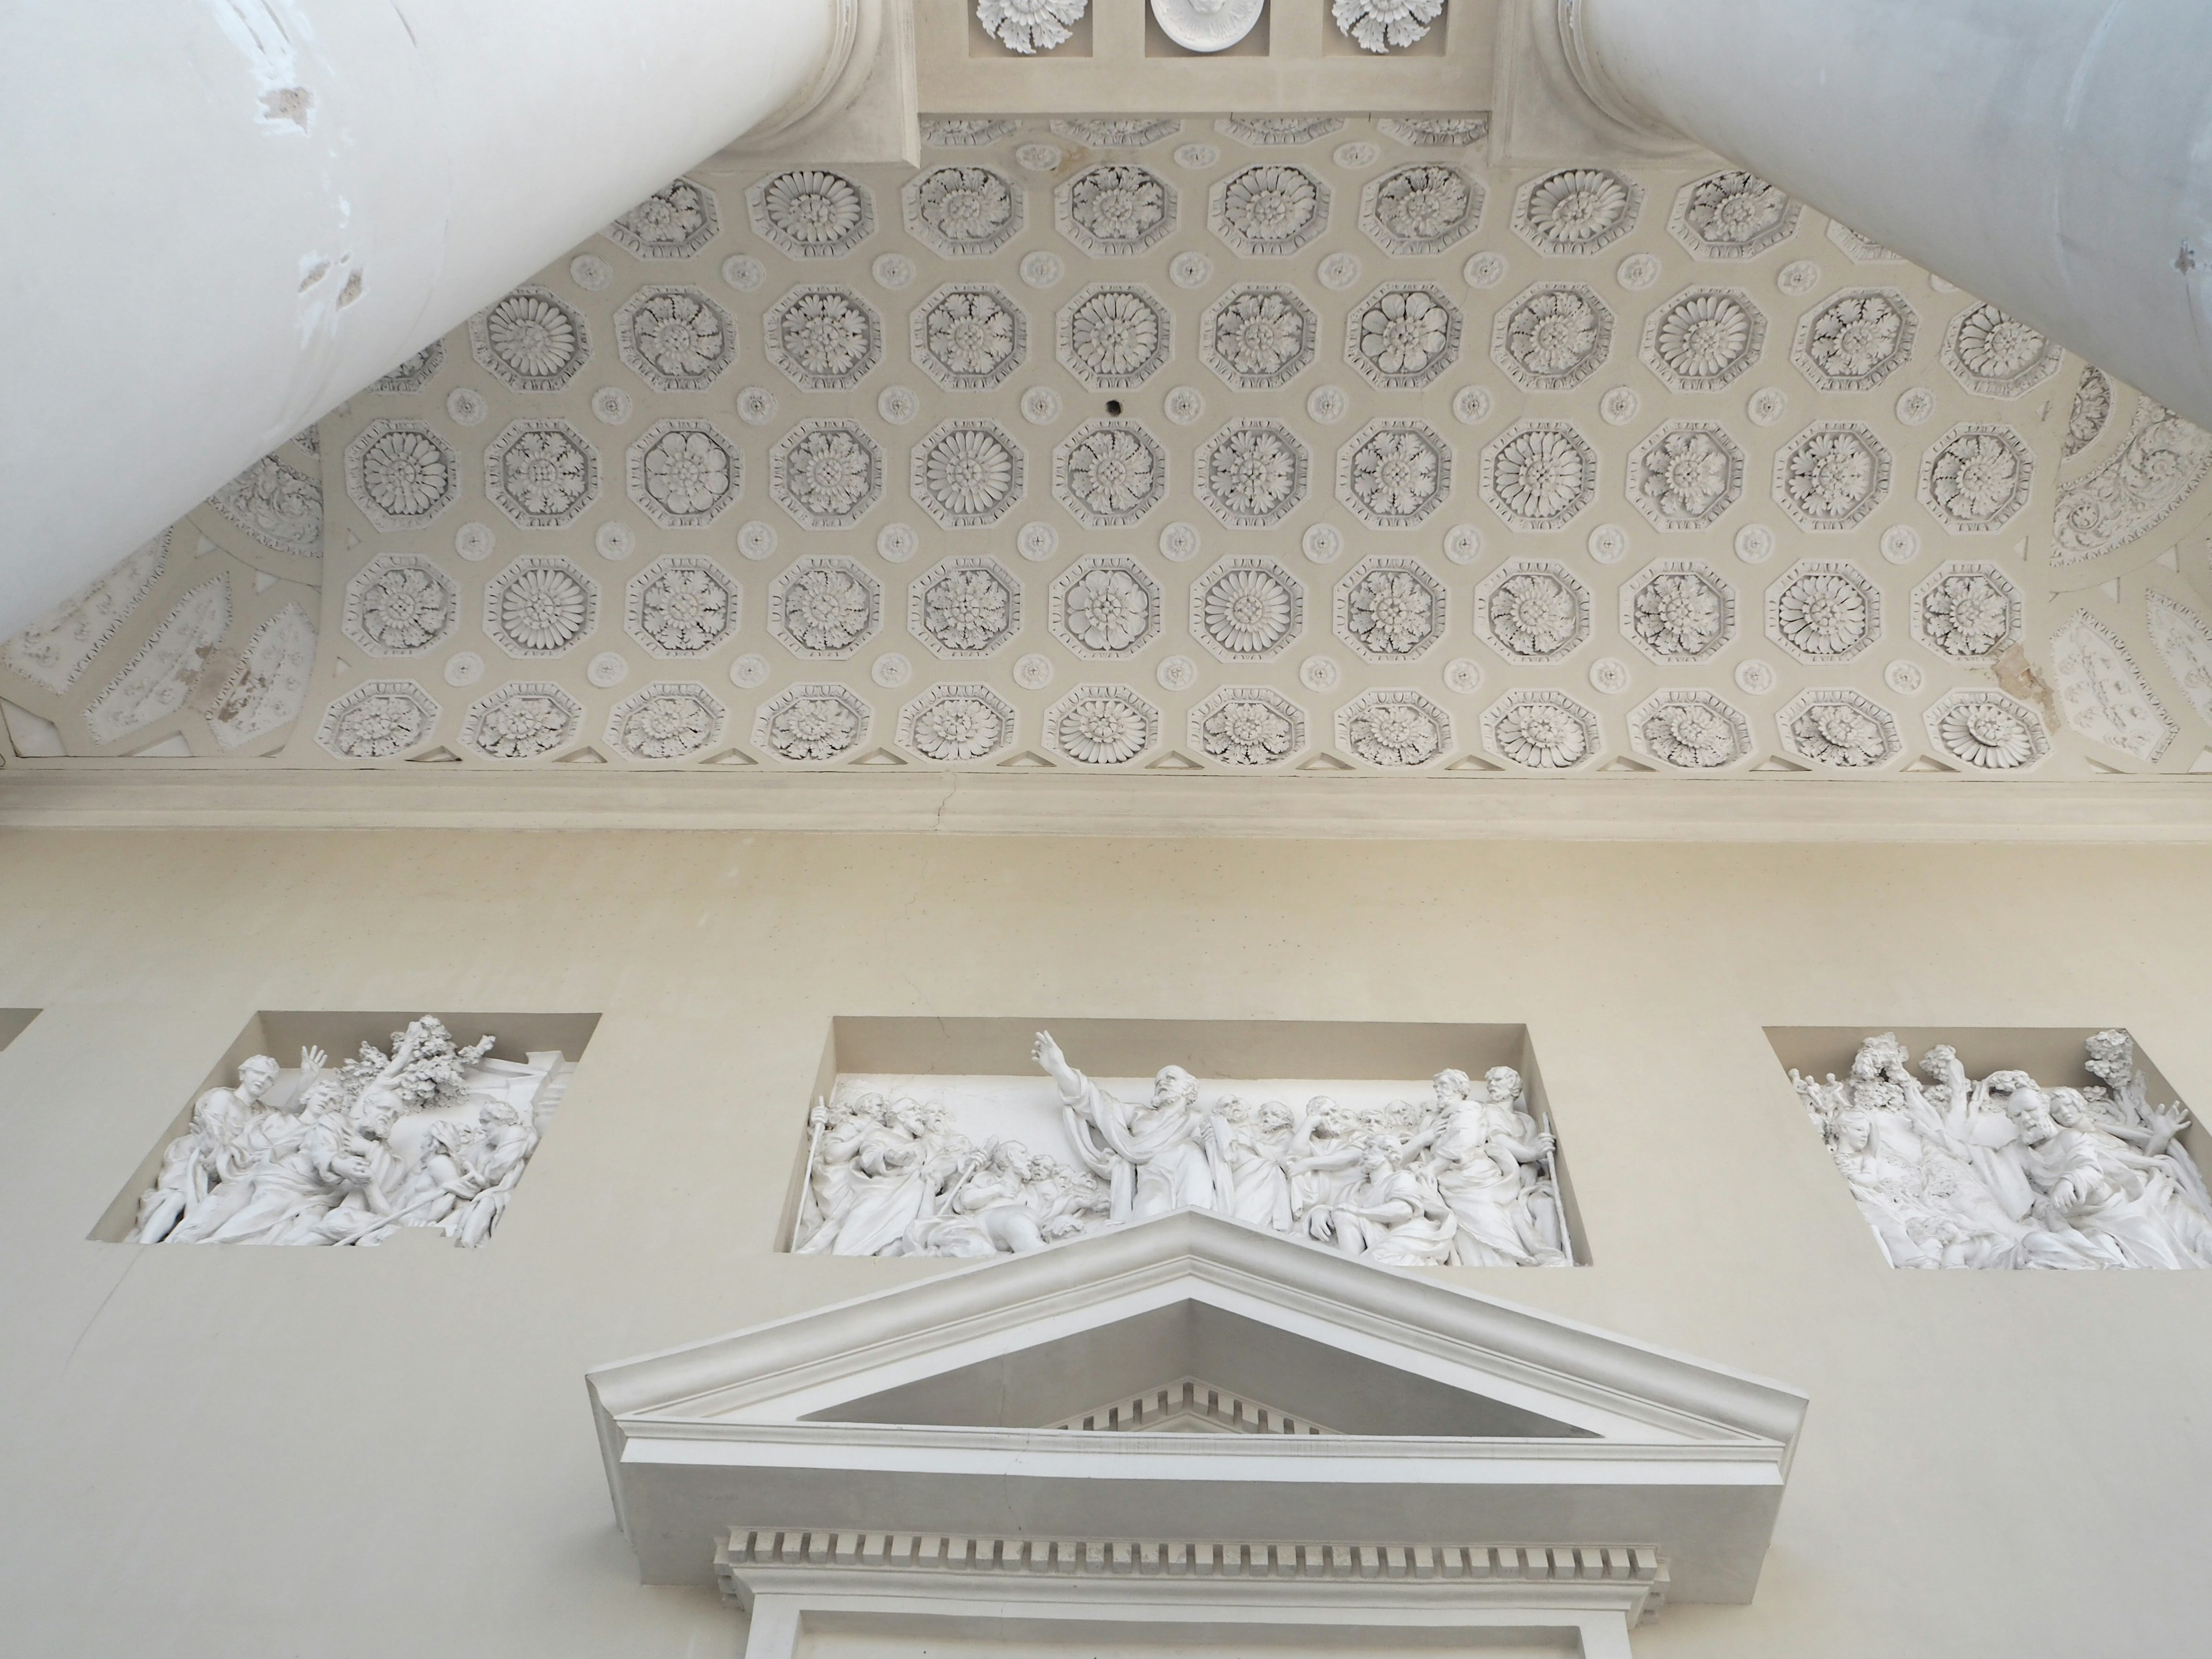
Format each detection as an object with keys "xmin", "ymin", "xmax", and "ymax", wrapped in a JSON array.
[
  {"xmin": 128, "ymin": 1017, "xmax": 574, "ymax": 1248},
  {"xmin": 789, "ymin": 1030, "xmax": 1572, "ymax": 1264},
  {"xmin": 1794, "ymin": 1030, "xmax": 2212, "ymax": 1270}
]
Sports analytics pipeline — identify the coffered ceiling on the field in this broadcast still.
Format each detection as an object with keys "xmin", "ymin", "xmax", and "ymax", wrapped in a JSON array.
[{"xmin": 6, "ymin": 113, "xmax": 2212, "ymax": 809}]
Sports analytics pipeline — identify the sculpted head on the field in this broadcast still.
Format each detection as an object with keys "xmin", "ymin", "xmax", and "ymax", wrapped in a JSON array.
[
  {"xmin": 1432, "ymin": 1069, "xmax": 1472, "ymax": 1105},
  {"xmin": 1987, "ymin": 1071, "xmax": 2054, "ymax": 1140},
  {"xmin": 1152, "ymin": 1066, "xmax": 1199, "ymax": 1112},
  {"xmin": 1357, "ymin": 1134, "xmax": 1393, "ymax": 1177},
  {"xmin": 1259, "ymin": 1101, "xmax": 1294, "ymax": 1136},
  {"xmin": 2047, "ymin": 1088, "xmax": 2092, "ymax": 1130},
  {"xmin": 236, "ymin": 1054, "xmax": 281, "ymax": 1100},
  {"xmin": 1830, "ymin": 1103, "xmax": 1873, "ymax": 1154},
  {"xmin": 1484, "ymin": 1066, "xmax": 1524, "ymax": 1104}
]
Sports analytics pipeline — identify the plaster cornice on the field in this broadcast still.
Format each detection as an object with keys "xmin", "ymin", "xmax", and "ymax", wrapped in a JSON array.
[{"xmin": 7, "ymin": 764, "xmax": 2212, "ymax": 840}]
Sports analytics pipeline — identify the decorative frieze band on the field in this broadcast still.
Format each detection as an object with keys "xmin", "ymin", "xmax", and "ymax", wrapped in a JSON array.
[{"xmin": 717, "ymin": 1527, "xmax": 1665, "ymax": 1593}]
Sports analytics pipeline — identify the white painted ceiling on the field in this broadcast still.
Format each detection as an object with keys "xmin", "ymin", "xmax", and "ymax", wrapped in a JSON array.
[{"xmin": 7, "ymin": 114, "xmax": 2212, "ymax": 783}]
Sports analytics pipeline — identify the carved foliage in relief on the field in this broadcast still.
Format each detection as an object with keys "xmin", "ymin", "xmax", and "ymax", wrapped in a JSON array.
[
  {"xmin": 1055, "ymin": 419, "xmax": 1168, "ymax": 527},
  {"xmin": 1911, "ymin": 561, "xmax": 2021, "ymax": 660},
  {"xmin": 616, "ymin": 287, "xmax": 736, "ymax": 392},
  {"xmin": 1492, "ymin": 283, "xmax": 1610, "ymax": 392},
  {"xmin": 1059, "ymin": 164, "xmax": 1177, "ymax": 256},
  {"xmin": 899, "ymin": 681, "xmax": 1018, "ymax": 762},
  {"xmin": 484, "ymin": 419, "xmax": 599, "ymax": 528},
  {"xmin": 1359, "ymin": 163, "xmax": 1480, "ymax": 255},
  {"xmin": 1194, "ymin": 419, "xmax": 1308, "ymax": 528},
  {"xmin": 1347, "ymin": 283, "xmax": 1463, "ymax": 389},
  {"xmin": 346, "ymin": 554, "xmax": 456, "ymax": 658},
  {"xmin": 1791, "ymin": 289, "xmax": 1916, "ymax": 391},
  {"xmin": 1941, "ymin": 304, "xmax": 2060, "ymax": 399},
  {"xmin": 2051, "ymin": 400, "xmax": 2212, "ymax": 566},
  {"xmin": 765, "ymin": 286, "xmax": 884, "ymax": 391},
  {"xmin": 605, "ymin": 178, "xmax": 719, "ymax": 260},
  {"xmin": 1630, "ymin": 688, "xmax": 1751, "ymax": 769},
  {"xmin": 206, "ymin": 603, "xmax": 316, "ymax": 751},
  {"xmin": 1778, "ymin": 688, "xmax": 1900, "ymax": 768},
  {"xmin": 1200, "ymin": 285, "xmax": 1315, "ymax": 389},
  {"xmin": 2049, "ymin": 609, "xmax": 2173, "ymax": 760},
  {"xmin": 1337, "ymin": 555, "xmax": 1447, "ymax": 664},
  {"xmin": 1340, "ymin": 687, "xmax": 1451, "ymax": 767},
  {"xmin": 347, "ymin": 420, "xmax": 458, "ymax": 531},
  {"xmin": 911, "ymin": 557, "xmax": 1022, "ymax": 660},
  {"xmin": 1668, "ymin": 170, "xmax": 1798, "ymax": 260},
  {"xmin": 771, "ymin": 558, "xmax": 881, "ymax": 660},
  {"xmin": 1917, "ymin": 423, "xmax": 2032, "ymax": 533},
  {"xmin": 1475, "ymin": 559, "xmax": 1589, "ymax": 664},
  {"xmin": 757, "ymin": 683, "xmax": 871, "ymax": 762},
  {"xmin": 319, "ymin": 680, "xmax": 438, "ymax": 759},
  {"xmin": 485, "ymin": 557, "xmax": 597, "ymax": 658},
  {"xmin": 463, "ymin": 681, "xmax": 584, "ymax": 759},
  {"xmin": 1622, "ymin": 559, "xmax": 1735, "ymax": 663},
  {"xmin": 916, "ymin": 283, "xmax": 1029, "ymax": 390},
  {"xmin": 1627, "ymin": 421, "xmax": 1743, "ymax": 529},
  {"xmin": 1192, "ymin": 686, "xmax": 1305, "ymax": 766},
  {"xmin": 771, "ymin": 420, "xmax": 883, "ymax": 528},
  {"xmin": 1512, "ymin": 168, "xmax": 1641, "ymax": 255},
  {"xmin": 610, "ymin": 683, "xmax": 725, "ymax": 760},
  {"xmin": 905, "ymin": 166, "xmax": 1025, "ymax": 257},
  {"xmin": 1340, "ymin": 419, "xmax": 1451, "ymax": 528},
  {"xmin": 627, "ymin": 556, "xmax": 740, "ymax": 658},
  {"xmin": 1775, "ymin": 422, "xmax": 1890, "ymax": 531},
  {"xmin": 210, "ymin": 454, "xmax": 324, "ymax": 558},
  {"xmin": 1767, "ymin": 559, "xmax": 1880, "ymax": 664}
]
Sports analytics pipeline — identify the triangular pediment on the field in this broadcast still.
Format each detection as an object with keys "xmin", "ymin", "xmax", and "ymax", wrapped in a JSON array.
[{"xmin": 588, "ymin": 1214, "xmax": 1804, "ymax": 1604}]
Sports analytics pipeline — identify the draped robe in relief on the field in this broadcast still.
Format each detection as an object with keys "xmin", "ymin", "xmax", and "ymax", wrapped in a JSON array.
[{"xmin": 1060, "ymin": 1074, "xmax": 1226, "ymax": 1223}]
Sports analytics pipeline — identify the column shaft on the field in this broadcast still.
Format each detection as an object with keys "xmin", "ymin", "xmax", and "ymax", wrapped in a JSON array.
[
  {"xmin": 1563, "ymin": 0, "xmax": 2212, "ymax": 427},
  {"xmin": 0, "ymin": 0, "xmax": 865, "ymax": 637}
]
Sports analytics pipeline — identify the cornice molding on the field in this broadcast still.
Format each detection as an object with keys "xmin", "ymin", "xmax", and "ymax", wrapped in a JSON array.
[{"xmin": 7, "ymin": 764, "xmax": 2212, "ymax": 841}]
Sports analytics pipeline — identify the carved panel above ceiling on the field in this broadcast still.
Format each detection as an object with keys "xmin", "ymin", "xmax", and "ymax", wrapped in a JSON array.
[{"xmin": 6, "ymin": 116, "xmax": 2212, "ymax": 786}]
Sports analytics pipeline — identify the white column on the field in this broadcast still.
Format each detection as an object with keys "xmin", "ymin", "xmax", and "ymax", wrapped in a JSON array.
[
  {"xmin": 1559, "ymin": 0, "xmax": 2212, "ymax": 426},
  {"xmin": 0, "ymin": 0, "xmax": 878, "ymax": 639}
]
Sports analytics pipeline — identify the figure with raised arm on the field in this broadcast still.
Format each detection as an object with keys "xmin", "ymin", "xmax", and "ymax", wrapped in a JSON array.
[{"xmin": 1033, "ymin": 1029, "xmax": 1226, "ymax": 1222}]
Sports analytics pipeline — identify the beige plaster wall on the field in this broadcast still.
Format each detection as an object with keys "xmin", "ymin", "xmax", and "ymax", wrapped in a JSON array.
[{"xmin": 0, "ymin": 828, "xmax": 2207, "ymax": 1657}]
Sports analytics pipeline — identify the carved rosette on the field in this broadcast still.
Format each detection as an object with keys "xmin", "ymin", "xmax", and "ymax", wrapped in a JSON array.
[
  {"xmin": 1190, "ymin": 686, "xmax": 1306, "ymax": 767},
  {"xmin": 1777, "ymin": 688, "xmax": 1901, "ymax": 769},
  {"xmin": 316, "ymin": 680, "xmax": 440, "ymax": 760},
  {"xmin": 1628, "ymin": 689, "xmax": 1751, "ymax": 770},
  {"xmin": 1925, "ymin": 688, "xmax": 2051, "ymax": 771},
  {"xmin": 1480, "ymin": 688, "xmax": 1601, "ymax": 770},
  {"xmin": 898, "ymin": 682, "xmax": 1019, "ymax": 763}
]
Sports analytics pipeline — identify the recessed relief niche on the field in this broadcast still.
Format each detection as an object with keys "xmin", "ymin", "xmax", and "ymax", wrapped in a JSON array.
[
  {"xmin": 94, "ymin": 1010, "xmax": 599, "ymax": 1248},
  {"xmin": 1773, "ymin": 1026, "xmax": 2212, "ymax": 1270},
  {"xmin": 786, "ymin": 1017, "xmax": 1584, "ymax": 1264}
]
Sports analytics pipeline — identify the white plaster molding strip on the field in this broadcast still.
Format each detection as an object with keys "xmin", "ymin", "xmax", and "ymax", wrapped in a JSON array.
[{"xmin": 8, "ymin": 766, "xmax": 2212, "ymax": 841}]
